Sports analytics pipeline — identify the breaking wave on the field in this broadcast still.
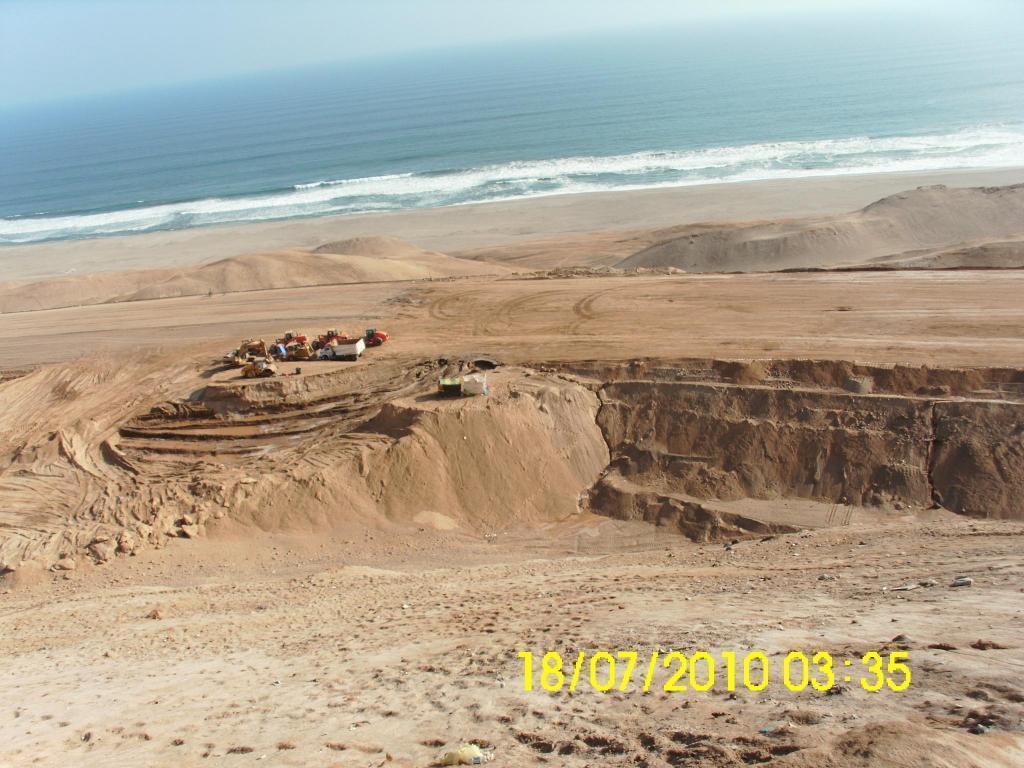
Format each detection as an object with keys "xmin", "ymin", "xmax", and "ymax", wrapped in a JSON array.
[{"xmin": 2, "ymin": 125, "xmax": 1022, "ymax": 244}]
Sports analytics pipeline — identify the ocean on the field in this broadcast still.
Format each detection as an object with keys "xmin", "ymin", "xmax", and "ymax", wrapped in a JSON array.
[{"xmin": 2, "ymin": 13, "xmax": 1023, "ymax": 245}]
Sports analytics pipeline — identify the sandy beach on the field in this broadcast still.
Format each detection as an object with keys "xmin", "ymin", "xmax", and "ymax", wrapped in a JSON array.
[{"xmin": 3, "ymin": 167, "xmax": 1023, "ymax": 282}]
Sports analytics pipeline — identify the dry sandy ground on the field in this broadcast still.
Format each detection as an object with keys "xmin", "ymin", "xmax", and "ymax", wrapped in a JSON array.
[
  {"xmin": 3, "ymin": 515, "xmax": 1023, "ymax": 767},
  {"xmin": 2, "ymin": 177, "xmax": 1024, "ymax": 767},
  {"xmin": 2, "ymin": 270, "xmax": 1024, "ymax": 369}
]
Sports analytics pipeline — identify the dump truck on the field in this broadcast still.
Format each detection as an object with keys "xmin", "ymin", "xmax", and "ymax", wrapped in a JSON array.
[{"xmin": 318, "ymin": 337, "xmax": 365, "ymax": 361}]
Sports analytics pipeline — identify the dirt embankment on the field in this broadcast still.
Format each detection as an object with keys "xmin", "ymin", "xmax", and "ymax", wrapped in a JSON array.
[
  {"xmin": 572, "ymin": 359, "xmax": 1024, "ymax": 523},
  {"xmin": 2, "ymin": 353, "xmax": 1022, "ymax": 575}
]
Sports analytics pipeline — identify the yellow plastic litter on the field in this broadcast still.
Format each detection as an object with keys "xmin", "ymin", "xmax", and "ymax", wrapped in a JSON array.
[{"xmin": 441, "ymin": 743, "xmax": 486, "ymax": 765}]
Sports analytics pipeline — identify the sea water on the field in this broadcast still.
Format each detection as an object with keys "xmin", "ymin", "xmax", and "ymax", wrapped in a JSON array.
[{"xmin": 1, "ymin": 13, "xmax": 1022, "ymax": 245}]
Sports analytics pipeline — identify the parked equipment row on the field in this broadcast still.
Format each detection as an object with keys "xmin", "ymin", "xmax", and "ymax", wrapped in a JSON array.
[{"xmin": 223, "ymin": 328, "xmax": 390, "ymax": 378}]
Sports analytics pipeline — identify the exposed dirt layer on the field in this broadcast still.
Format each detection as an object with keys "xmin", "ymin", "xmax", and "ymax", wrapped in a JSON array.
[{"xmin": 3, "ymin": 349, "xmax": 1021, "ymax": 577}]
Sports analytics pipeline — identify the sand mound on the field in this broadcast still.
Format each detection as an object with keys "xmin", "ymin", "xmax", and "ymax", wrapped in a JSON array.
[
  {"xmin": 619, "ymin": 184, "xmax": 1024, "ymax": 272},
  {"xmin": 0, "ymin": 354, "xmax": 608, "ymax": 570},
  {"xmin": 314, "ymin": 234, "xmax": 427, "ymax": 257},
  {"xmin": 120, "ymin": 243, "xmax": 503, "ymax": 303},
  {"xmin": 865, "ymin": 237, "xmax": 1024, "ymax": 270},
  {"xmin": 0, "ymin": 237, "xmax": 507, "ymax": 313}
]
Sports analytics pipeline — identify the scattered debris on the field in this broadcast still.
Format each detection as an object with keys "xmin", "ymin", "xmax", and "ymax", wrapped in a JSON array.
[
  {"xmin": 891, "ymin": 582, "xmax": 919, "ymax": 592},
  {"xmin": 970, "ymin": 640, "xmax": 1008, "ymax": 651},
  {"xmin": 441, "ymin": 743, "xmax": 490, "ymax": 765}
]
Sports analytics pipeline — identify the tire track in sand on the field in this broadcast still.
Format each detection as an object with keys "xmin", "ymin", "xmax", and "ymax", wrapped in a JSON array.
[
  {"xmin": 565, "ymin": 284, "xmax": 639, "ymax": 336},
  {"xmin": 474, "ymin": 289, "xmax": 564, "ymax": 337}
]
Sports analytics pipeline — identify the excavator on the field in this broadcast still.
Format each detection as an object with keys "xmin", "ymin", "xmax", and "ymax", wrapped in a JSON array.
[{"xmin": 224, "ymin": 339, "xmax": 272, "ymax": 367}]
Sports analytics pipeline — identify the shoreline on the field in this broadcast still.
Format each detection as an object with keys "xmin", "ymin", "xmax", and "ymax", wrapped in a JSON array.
[{"xmin": 3, "ymin": 166, "xmax": 1024, "ymax": 282}]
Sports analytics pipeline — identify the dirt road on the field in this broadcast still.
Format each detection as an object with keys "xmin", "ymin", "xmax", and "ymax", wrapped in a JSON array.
[{"xmin": 3, "ymin": 270, "xmax": 1024, "ymax": 369}]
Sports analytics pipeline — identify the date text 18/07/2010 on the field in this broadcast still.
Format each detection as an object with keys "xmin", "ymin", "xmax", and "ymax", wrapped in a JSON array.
[{"xmin": 518, "ymin": 650, "xmax": 910, "ymax": 694}]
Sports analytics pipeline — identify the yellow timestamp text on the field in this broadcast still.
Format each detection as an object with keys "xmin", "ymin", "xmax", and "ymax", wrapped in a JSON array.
[{"xmin": 518, "ymin": 650, "xmax": 910, "ymax": 694}]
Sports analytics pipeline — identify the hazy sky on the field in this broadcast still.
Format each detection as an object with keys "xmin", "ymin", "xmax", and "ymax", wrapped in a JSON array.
[{"xmin": 0, "ymin": 0, "xmax": 1005, "ymax": 107}]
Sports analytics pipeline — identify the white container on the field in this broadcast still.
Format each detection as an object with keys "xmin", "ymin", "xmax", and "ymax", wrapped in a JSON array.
[{"xmin": 463, "ymin": 373, "xmax": 488, "ymax": 395}]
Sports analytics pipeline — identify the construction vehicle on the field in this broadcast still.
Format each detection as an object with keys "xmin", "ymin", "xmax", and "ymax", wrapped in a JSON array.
[
  {"xmin": 276, "ymin": 330, "xmax": 309, "ymax": 347},
  {"xmin": 318, "ymin": 336, "xmax": 365, "ymax": 361},
  {"xmin": 364, "ymin": 328, "xmax": 390, "ymax": 347},
  {"xmin": 224, "ymin": 339, "xmax": 272, "ymax": 367},
  {"xmin": 313, "ymin": 328, "xmax": 346, "ymax": 351},
  {"xmin": 285, "ymin": 341, "xmax": 316, "ymax": 361},
  {"xmin": 241, "ymin": 358, "xmax": 278, "ymax": 378}
]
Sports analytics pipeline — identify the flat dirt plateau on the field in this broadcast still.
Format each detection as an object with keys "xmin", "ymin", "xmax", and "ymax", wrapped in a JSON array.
[{"xmin": 3, "ymin": 183, "xmax": 1024, "ymax": 767}]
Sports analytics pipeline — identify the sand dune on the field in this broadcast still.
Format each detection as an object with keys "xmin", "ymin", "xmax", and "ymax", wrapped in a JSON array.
[
  {"xmin": 619, "ymin": 184, "xmax": 1024, "ymax": 272},
  {"xmin": 0, "ymin": 236, "xmax": 508, "ymax": 313},
  {"xmin": 4, "ymin": 184, "xmax": 1024, "ymax": 315}
]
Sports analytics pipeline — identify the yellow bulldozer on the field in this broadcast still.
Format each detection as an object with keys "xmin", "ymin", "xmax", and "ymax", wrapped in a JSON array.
[
  {"xmin": 241, "ymin": 357, "xmax": 278, "ymax": 378},
  {"xmin": 285, "ymin": 341, "xmax": 316, "ymax": 361}
]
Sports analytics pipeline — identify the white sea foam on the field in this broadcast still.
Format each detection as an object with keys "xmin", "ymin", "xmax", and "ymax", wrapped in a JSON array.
[{"xmin": 2, "ymin": 126, "xmax": 1022, "ymax": 244}]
